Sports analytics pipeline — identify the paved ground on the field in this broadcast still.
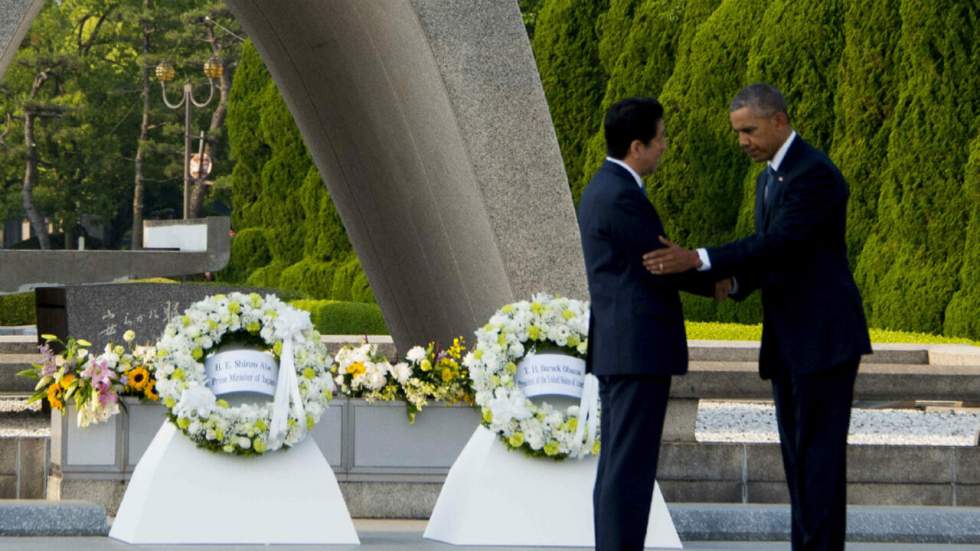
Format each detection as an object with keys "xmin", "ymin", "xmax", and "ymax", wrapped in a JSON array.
[{"xmin": 3, "ymin": 521, "xmax": 979, "ymax": 550}]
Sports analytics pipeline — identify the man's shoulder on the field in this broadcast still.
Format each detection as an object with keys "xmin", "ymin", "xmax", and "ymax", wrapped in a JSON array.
[
  {"xmin": 791, "ymin": 139, "xmax": 844, "ymax": 181},
  {"xmin": 583, "ymin": 163, "xmax": 632, "ymax": 199}
]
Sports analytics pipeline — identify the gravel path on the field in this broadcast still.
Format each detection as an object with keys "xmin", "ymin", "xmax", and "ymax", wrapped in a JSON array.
[{"xmin": 697, "ymin": 400, "xmax": 980, "ymax": 446}]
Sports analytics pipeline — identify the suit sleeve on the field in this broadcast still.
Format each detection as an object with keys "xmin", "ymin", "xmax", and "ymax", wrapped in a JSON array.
[
  {"xmin": 707, "ymin": 165, "xmax": 845, "ymax": 279},
  {"xmin": 609, "ymin": 190, "xmax": 716, "ymax": 297}
]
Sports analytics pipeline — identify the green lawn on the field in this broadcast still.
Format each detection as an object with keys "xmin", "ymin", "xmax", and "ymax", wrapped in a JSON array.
[{"xmin": 686, "ymin": 321, "xmax": 979, "ymax": 346}]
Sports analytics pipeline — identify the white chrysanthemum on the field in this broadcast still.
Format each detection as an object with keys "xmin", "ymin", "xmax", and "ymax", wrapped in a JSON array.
[
  {"xmin": 406, "ymin": 346, "xmax": 426, "ymax": 363},
  {"xmin": 469, "ymin": 294, "xmax": 596, "ymax": 459},
  {"xmin": 389, "ymin": 362, "xmax": 412, "ymax": 384},
  {"xmin": 174, "ymin": 384, "xmax": 216, "ymax": 418}
]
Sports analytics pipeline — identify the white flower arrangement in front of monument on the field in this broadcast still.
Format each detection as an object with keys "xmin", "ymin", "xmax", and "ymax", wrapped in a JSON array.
[
  {"xmin": 330, "ymin": 343, "xmax": 403, "ymax": 401},
  {"xmin": 154, "ymin": 292, "xmax": 335, "ymax": 456},
  {"xmin": 465, "ymin": 293, "xmax": 599, "ymax": 460}
]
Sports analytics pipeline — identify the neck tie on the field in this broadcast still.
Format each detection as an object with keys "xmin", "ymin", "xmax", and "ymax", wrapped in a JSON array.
[{"xmin": 764, "ymin": 166, "xmax": 777, "ymax": 207}]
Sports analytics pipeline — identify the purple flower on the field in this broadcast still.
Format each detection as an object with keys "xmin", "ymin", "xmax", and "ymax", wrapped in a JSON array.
[{"xmin": 38, "ymin": 344, "xmax": 57, "ymax": 377}]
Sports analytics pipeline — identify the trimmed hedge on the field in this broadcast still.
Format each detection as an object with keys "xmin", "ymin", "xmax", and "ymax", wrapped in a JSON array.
[
  {"xmin": 291, "ymin": 299, "xmax": 388, "ymax": 336},
  {"xmin": 829, "ymin": 0, "xmax": 901, "ymax": 265},
  {"xmin": 944, "ymin": 132, "xmax": 980, "ymax": 338},
  {"xmin": 655, "ymin": 0, "xmax": 769, "ymax": 323},
  {"xmin": 218, "ymin": 227, "xmax": 272, "ymax": 283},
  {"xmin": 855, "ymin": 0, "xmax": 978, "ymax": 334},
  {"xmin": 0, "ymin": 292, "xmax": 35, "ymax": 326},
  {"xmin": 523, "ymin": 0, "xmax": 980, "ymax": 339},
  {"xmin": 533, "ymin": 0, "xmax": 609, "ymax": 204},
  {"xmin": 225, "ymin": 40, "xmax": 366, "ymax": 302},
  {"xmin": 577, "ymin": 0, "xmax": 721, "ymax": 201}
]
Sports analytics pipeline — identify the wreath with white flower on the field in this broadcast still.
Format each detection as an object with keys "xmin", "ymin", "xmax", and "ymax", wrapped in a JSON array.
[
  {"xmin": 464, "ymin": 293, "xmax": 598, "ymax": 460},
  {"xmin": 154, "ymin": 292, "xmax": 335, "ymax": 455}
]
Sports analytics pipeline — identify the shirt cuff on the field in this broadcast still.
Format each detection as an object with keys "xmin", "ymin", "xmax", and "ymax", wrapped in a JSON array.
[{"xmin": 696, "ymin": 248, "xmax": 711, "ymax": 272}]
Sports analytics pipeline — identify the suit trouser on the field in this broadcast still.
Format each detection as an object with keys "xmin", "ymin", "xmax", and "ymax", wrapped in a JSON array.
[
  {"xmin": 771, "ymin": 359, "xmax": 859, "ymax": 551},
  {"xmin": 593, "ymin": 374, "xmax": 672, "ymax": 551}
]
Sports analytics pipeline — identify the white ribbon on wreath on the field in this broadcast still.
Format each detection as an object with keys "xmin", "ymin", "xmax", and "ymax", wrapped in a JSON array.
[
  {"xmin": 270, "ymin": 309, "xmax": 309, "ymax": 442},
  {"xmin": 573, "ymin": 373, "xmax": 599, "ymax": 458}
]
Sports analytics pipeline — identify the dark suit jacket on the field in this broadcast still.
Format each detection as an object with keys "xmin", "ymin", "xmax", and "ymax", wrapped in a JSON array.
[
  {"xmin": 707, "ymin": 136, "xmax": 872, "ymax": 378},
  {"xmin": 578, "ymin": 161, "xmax": 714, "ymax": 377}
]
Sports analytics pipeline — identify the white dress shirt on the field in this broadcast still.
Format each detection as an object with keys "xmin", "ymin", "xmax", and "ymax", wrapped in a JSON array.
[
  {"xmin": 690, "ymin": 131, "xmax": 797, "ymax": 296},
  {"xmin": 696, "ymin": 131, "xmax": 797, "ymax": 273},
  {"xmin": 605, "ymin": 157, "xmax": 644, "ymax": 189}
]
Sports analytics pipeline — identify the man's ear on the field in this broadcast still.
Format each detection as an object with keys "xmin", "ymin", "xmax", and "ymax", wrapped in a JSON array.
[
  {"xmin": 773, "ymin": 111, "xmax": 790, "ymax": 128},
  {"xmin": 627, "ymin": 138, "xmax": 643, "ymax": 158}
]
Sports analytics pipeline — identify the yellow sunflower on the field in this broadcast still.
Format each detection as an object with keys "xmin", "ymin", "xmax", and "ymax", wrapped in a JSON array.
[
  {"xmin": 126, "ymin": 367, "xmax": 150, "ymax": 391},
  {"xmin": 46, "ymin": 384, "xmax": 64, "ymax": 410},
  {"xmin": 143, "ymin": 381, "xmax": 159, "ymax": 401}
]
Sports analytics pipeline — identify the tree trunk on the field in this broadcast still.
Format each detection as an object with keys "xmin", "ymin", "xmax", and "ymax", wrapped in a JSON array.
[
  {"xmin": 131, "ymin": 0, "xmax": 152, "ymax": 250},
  {"xmin": 22, "ymin": 108, "xmax": 50, "ymax": 250}
]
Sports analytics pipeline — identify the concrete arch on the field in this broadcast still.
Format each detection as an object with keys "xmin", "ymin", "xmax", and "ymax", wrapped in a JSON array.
[{"xmin": 0, "ymin": 0, "xmax": 587, "ymax": 350}]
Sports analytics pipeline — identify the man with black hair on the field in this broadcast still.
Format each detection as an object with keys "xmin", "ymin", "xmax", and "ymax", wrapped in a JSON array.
[
  {"xmin": 577, "ymin": 97, "xmax": 728, "ymax": 551},
  {"xmin": 643, "ymin": 84, "xmax": 871, "ymax": 551}
]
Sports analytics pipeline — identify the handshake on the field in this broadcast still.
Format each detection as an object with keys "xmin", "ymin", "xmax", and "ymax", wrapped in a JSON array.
[{"xmin": 641, "ymin": 235, "xmax": 734, "ymax": 303}]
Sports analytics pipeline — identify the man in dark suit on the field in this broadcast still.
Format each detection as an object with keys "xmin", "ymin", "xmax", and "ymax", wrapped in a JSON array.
[
  {"xmin": 578, "ymin": 97, "xmax": 725, "ymax": 551},
  {"xmin": 643, "ymin": 84, "xmax": 872, "ymax": 551}
]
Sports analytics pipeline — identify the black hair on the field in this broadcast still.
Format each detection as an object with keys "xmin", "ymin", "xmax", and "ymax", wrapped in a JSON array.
[
  {"xmin": 603, "ymin": 97, "xmax": 664, "ymax": 159},
  {"xmin": 730, "ymin": 83, "xmax": 788, "ymax": 119}
]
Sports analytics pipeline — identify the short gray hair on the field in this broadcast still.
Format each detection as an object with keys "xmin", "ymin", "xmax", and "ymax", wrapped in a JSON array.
[{"xmin": 730, "ymin": 83, "xmax": 788, "ymax": 118}]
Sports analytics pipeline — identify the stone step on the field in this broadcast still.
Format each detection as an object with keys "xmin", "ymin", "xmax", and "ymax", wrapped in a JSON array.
[
  {"xmin": 0, "ymin": 336, "xmax": 38, "ymax": 354},
  {"xmin": 677, "ymin": 361, "xmax": 980, "ymax": 402},
  {"xmin": 669, "ymin": 503, "xmax": 980, "ymax": 544},
  {"xmin": 0, "ymin": 325, "xmax": 36, "ymax": 337},
  {"xmin": 0, "ymin": 355, "xmax": 40, "ymax": 394},
  {"xmin": 0, "ymin": 500, "xmax": 106, "ymax": 536},
  {"xmin": 688, "ymin": 340, "xmax": 932, "ymax": 365}
]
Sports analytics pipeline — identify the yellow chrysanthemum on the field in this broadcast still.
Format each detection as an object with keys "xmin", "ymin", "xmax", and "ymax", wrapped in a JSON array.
[
  {"xmin": 59, "ymin": 373, "xmax": 76, "ymax": 390},
  {"xmin": 347, "ymin": 361, "xmax": 366, "ymax": 378}
]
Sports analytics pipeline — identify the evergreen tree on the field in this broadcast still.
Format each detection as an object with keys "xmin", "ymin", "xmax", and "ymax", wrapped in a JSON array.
[
  {"xmin": 944, "ymin": 130, "xmax": 980, "ymax": 339},
  {"xmin": 651, "ymin": 0, "xmax": 769, "ymax": 321},
  {"xmin": 576, "ymin": 0, "xmax": 721, "ymax": 200},
  {"xmin": 532, "ymin": 0, "xmax": 609, "ymax": 203},
  {"xmin": 224, "ymin": 40, "xmax": 362, "ymax": 300},
  {"xmin": 829, "ymin": 0, "xmax": 901, "ymax": 266},
  {"xmin": 855, "ymin": 0, "xmax": 978, "ymax": 333}
]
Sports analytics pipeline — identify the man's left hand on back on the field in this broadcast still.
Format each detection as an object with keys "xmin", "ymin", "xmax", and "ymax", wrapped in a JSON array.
[{"xmin": 643, "ymin": 236, "xmax": 701, "ymax": 274}]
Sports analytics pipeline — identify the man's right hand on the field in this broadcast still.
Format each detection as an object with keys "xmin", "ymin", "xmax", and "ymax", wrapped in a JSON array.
[{"xmin": 714, "ymin": 278, "xmax": 733, "ymax": 302}]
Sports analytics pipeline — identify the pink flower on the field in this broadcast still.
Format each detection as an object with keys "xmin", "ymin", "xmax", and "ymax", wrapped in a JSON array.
[{"xmin": 81, "ymin": 357, "xmax": 115, "ymax": 386}]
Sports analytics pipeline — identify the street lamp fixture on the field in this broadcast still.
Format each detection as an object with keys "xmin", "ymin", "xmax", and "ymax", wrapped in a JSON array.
[{"xmin": 156, "ymin": 59, "xmax": 220, "ymax": 219}]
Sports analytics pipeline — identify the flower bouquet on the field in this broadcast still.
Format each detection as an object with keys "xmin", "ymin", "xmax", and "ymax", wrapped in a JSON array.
[
  {"xmin": 19, "ymin": 331, "xmax": 159, "ymax": 427},
  {"xmin": 401, "ymin": 337, "xmax": 474, "ymax": 423},
  {"xmin": 330, "ymin": 342, "xmax": 404, "ymax": 402}
]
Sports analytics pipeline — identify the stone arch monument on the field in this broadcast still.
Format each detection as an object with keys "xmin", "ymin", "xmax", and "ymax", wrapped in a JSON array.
[{"xmin": 0, "ymin": 0, "xmax": 587, "ymax": 350}]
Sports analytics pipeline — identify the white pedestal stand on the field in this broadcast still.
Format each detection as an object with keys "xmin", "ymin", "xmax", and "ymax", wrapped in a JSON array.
[
  {"xmin": 424, "ymin": 426, "xmax": 681, "ymax": 549},
  {"xmin": 109, "ymin": 421, "xmax": 359, "ymax": 544}
]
